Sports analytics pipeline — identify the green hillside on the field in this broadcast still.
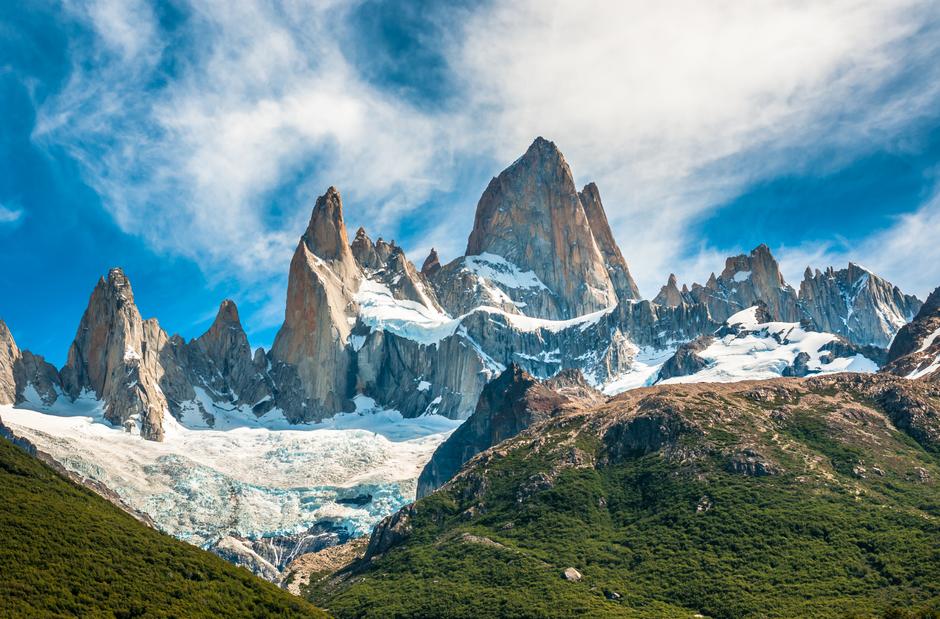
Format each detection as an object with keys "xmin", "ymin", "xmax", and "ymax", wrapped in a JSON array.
[
  {"xmin": 0, "ymin": 435, "xmax": 327, "ymax": 619},
  {"xmin": 310, "ymin": 375, "xmax": 940, "ymax": 619}
]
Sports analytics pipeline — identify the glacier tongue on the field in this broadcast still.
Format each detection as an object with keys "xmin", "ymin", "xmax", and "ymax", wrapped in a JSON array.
[{"xmin": 0, "ymin": 395, "xmax": 459, "ymax": 547}]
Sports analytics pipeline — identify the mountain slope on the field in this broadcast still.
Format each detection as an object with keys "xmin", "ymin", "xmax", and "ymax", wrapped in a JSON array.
[
  {"xmin": 311, "ymin": 374, "xmax": 940, "ymax": 618},
  {"xmin": 0, "ymin": 434, "xmax": 327, "ymax": 618},
  {"xmin": 883, "ymin": 286, "xmax": 940, "ymax": 381}
]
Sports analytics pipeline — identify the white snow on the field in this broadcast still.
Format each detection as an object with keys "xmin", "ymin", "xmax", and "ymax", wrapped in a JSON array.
[
  {"xmin": 482, "ymin": 304, "xmax": 614, "ymax": 334},
  {"xmin": 355, "ymin": 278, "xmax": 459, "ymax": 345},
  {"xmin": 462, "ymin": 253, "xmax": 548, "ymax": 290},
  {"xmin": 908, "ymin": 356, "xmax": 940, "ymax": 380},
  {"xmin": 916, "ymin": 326, "xmax": 940, "ymax": 354},
  {"xmin": 660, "ymin": 318, "xmax": 878, "ymax": 385},
  {"xmin": 732, "ymin": 270, "xmax": 751, "ymax": 283},
  {"xmin": 601, "ymin": 306, "xmax": 878, "ymax": 394},
  {"xmin": 1, "ymin": 394, "xmax": 460, "ymax": 546},
  {"xmin": 603, "ymin": 347, "xmax": 677, "ymax": 394},
  {"xmin": 416, "ymin": 380, "xmax": 431, "ymax": 392}
]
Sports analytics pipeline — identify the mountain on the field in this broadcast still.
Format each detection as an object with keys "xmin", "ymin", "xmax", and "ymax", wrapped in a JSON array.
[
  {"xmin": 311, "ymin": 373, "xmax": 940, "ymax": 618},
  {"xmin": 578, "ymin": 181, "xmax": 642, "ymax": 302},
  {"xmin": 417, "ymin": 364, "xmax": 575, "ymax": 498},
  {"xmin": 7, "ymin": 137, "xmax": 921, "ymax": 443},
  {"xmin": 0, "ymin": 320, "xmax": 61, "ymax": 408},
  {"xmin": 882, "ymin": 286, "xmax": 940, "ymax": 380},
  {"xmin": 0, "ymin": 433, "xmax": 326, "ymax": 617},
  {"xmin": 465, "ymin": 136, "xmax": 618, "ymax": 319},
  {"xmin": 799, "ymin": 263, "xmax": 922, "ymax": 348},
  {"xmin": 270, "ymin": 186, "xmax": 361, "ymax": 421}
]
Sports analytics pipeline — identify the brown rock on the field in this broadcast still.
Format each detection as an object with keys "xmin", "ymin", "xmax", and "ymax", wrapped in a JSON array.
[
  {"xmin": 579, "ymin": 181, "xmax": 641, "ymax": 301},
  {"xmin": 465, "ymin": 137, "xmax": 616, "ymax": 319}
]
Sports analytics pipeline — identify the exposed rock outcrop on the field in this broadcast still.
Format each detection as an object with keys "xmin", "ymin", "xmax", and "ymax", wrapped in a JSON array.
[
  {"xmin": 799, "ymin": 263, "xmax": 921, "ymax": 348},
  {"xmin": 60, "ymin": 268, "xmax": 172, "ymax": 440},
  {"xmin": 416, "ymin": 365, "xmax": 573, "ymax": 497},
  {"xmin": 0, "ymin": 321, "xmax": 60, "ymax": 406},
  {"xmin": 188, "ymin": 300, "xmax": 274, "ymax": 414},
  {"xmin": 0, "ymin": 320, "xmax": 19, "ymax": 405},
  {"xmin": 579, "ymin": 182, "xmax": 641, "ymax": 302},
  {"xmin": 271, "ymin": 187, "xmax": 361, "ymax": 422},
  {"xmin": 657, "ymin": 336, "xmax": 713, "ymax": 381},
  {"xmin": 686, "ymin": 244, "xmax": 800, "ymax": 323},
  {"xmin": 465, "ymin": 137, "xmax": 616, "ymax": 319},
  {"xmin": 882, "ymin": 286, "xmax": 940, "ymax": 380},
  {"xmin": 420, "ymin": 248, "xmax": 442, "ymax": 279},
  {"xmin": 653, "ymin": 274, "xmax": 688, "ymax": 307}
]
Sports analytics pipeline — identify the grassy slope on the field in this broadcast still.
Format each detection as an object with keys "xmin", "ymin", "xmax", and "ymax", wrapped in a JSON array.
[
  {"xmin": 0, "ymin": 436, "xmax": 327, "ymax": 619},
  {"xmin": 311, "ymin": 381, "xmax": 940, "ymax": 619}
]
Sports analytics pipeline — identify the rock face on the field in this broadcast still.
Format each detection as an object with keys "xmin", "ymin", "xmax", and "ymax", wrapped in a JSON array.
[
  {"xmin": 188, "ymin": 300, "xmax": 274, "ymax": 414},
  {"xmin": 686, "ymin": 244, "xmax": 800, "ymax": 323},
  {"xmin": 653, "ymin": 274, "xmax": 687, "ymax": 307},
  {"xmin": 1, "ymin": 320, "xmax": 61, "ymax": 406},
  {"xmin": 650, "ymin": 247, "xmax": 920, "ymax": 350},
  {"xmin": 416, "ymin": 365, "xmax": 573, "ymax": 498},
  {"xmin": 464, "ymin": 137, "xmax": 617, "ymax": 319},
  {"xmin": 882, "ymin": 286, "xmax": 940, "ymax": 380},
  {"xmin": 799, "ymin": 263, "xmax": 922, "ymax": 348},
  {"xmin": 657, "ymin": 337, "xmax": 713, "ymax": 381},
  {"xmin": 60, "ymin": 268, "xmax": 172, "ymax": 440},
  {"xmin": 0, "ymin": 320, "xmax": 18, "ymax": 405},
  {"xmin": 271, "ymin": 187, "xmax": 361, "ymax": 422},
  {"xmin": 578, "ymin": 182, "xmax": 641, "ymax": 302},
  {"xmin": 420, "ymin": 248, "xmax": 441, "ymax": 279}
]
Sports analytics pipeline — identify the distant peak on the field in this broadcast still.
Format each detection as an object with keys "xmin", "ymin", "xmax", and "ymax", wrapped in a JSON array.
[
  {"xmin": 303, "ymin": 186, "xmax": 352, "ymax": 262},
  {"xmin": 214, "ymin": 299, "xmax": 241, "ymax": 326},
  {"xmin": 421, "ymin": 248, "xmax": 441, "ymax": 277}
]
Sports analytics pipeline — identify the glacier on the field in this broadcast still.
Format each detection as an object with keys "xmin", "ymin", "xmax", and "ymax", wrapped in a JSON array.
[{"xmin": 0, "ymin": 393, "xmax": 459, "ymax": 549}]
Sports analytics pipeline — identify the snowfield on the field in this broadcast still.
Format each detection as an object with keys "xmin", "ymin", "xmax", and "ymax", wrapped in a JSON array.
[
  {"xmin": 0, "ymin": 394, "xmax": 459, "ymax": 547},
  {"xmin": 603, "ymin": 306, "xmax": 878, "ymax": 394}
]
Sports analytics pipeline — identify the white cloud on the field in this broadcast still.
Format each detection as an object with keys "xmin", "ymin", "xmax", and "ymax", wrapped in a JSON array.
[
  {"xmin": 0, "ymin": 204, "xmax": 23, "ymax": 225},
  {"xmin": 447, "ymin": 0, "xmax": 940, "ymax": 296},
  {"xmin": 30, "ymin": 0, "xmax": 940, "ymax": 319}
]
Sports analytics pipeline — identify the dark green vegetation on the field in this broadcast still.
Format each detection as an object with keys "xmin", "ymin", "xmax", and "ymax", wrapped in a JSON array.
[
  {"xmin": 0, "ymin": 436, "xmax": 326, "ymax": 619},
  {"xmin": 311, "ymin": 375, "xmax": 940, "ymax": 618}
]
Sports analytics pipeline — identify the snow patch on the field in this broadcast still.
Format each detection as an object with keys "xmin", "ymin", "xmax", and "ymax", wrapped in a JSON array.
[{"xmin": 463, "ymin": 253, "xmax": 548, "ymax": 290}]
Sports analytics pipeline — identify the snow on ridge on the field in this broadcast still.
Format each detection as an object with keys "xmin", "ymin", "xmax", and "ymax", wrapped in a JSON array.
[
  {"xmin": 602, "ymin": 306, "xmax": 879, "ymax": 396},
  {"xmin": 355, "ymin": 278, "xmax": 459, "ymax": 345},
  {"xmin": 462, "ymin": 253, "xmax": 549, "ymax": 291}
]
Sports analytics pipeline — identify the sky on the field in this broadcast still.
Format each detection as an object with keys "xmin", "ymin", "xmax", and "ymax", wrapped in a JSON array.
[{"xmin": 2, "ymin": 0, "xmax": 940, "ymax": 366}]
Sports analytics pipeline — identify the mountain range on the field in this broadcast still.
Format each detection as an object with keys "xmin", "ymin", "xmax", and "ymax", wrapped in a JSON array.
[
  {"xmin": 1, "ymin": 137, "xmax": 938, "ymax": 617},
  {"xmin": 0, "ymin": 138, "xmax": 924, "ymax": 440}
]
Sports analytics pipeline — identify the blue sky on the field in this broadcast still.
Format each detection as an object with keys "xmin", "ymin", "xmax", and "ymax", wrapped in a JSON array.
[{"xmin": 2, "ymin": 0, "xmax": 940, "ymax": 366}]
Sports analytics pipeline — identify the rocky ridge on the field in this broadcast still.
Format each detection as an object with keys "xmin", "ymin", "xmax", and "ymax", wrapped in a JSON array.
[{"xmin": 3, "ymin": 138, "xmax": 928, "ymax": 441}]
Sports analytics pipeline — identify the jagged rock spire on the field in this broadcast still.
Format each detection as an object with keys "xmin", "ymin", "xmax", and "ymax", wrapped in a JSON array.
[
  {"xmin": 421, "ymin": 248, "xmax": 441, "ymax": 278},
  {"xmin": 654, "ymin": 274, "xmax": 686, "ymax": 307},
  {"xmin": 302, "ymin": 186, "xmax": 360, "ymax": 282},
  {"xmin": 799, "ymin": 262, "xmax": 922, "ymax": 347},
  {"xmin": 60, "ymin": 268, "xmax": 171, "ymax": 440},
  {"xmin": 578, "ymin": 182, "xmax": 641, "ymax": 301},
  {"xmin": 271, "ymin": 187, "xmax": 363, "ymax": 421},
  {"xmin": 464, "ymin": 137, "xmax": 616, "ymax": 319},
  {"xmin": 0, "ymin": 319, "xmax": 19, "ymax": 405}
]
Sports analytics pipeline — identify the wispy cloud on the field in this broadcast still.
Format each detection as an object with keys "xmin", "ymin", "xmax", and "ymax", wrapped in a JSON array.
[
  {"xmin": 448, "ymin": 0, "xmax": 940, "ymax": 295},
  {"xmin": 0, "ymin": 203, "xmax": 24, "ymax": 226},
  {"xmin": 28, "ymin": 0, "xmax": 940, "ymax": 318}
]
